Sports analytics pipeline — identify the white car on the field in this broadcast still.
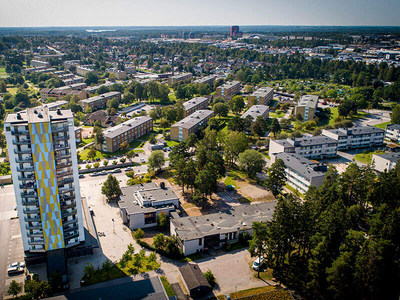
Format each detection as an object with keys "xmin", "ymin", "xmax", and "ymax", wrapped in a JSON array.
[
  {"xmin": 140, "ymin": 158, "xmax": 145, "ymax": 163},
  {"xmin": 9, "ymin": 262, "xmax": 25, "ymax": 269},
  {"xmin": 7, "ymin": 266, "xmax": 23, "ymax": 275},
  {"xmin": 252, "ymin": 257, "xmax": 264, "ymax": 271},
  {"xmin": 124, "ymin": 167, "xmax": 133, "ymax": 172}
]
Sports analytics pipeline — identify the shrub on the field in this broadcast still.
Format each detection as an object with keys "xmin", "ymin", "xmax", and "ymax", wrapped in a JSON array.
[
  {"xmin": 93, "ymin": 162, "xmax": 100, "ymax": 168},
  {"xmin": 86, "ymin": 164, "xmax": 92, "ymax": 169},
  {"xmin": 133, "ymin": 228, "xmax": 144, "ymax": 240},
  {"xmin": 103, "ymin": 160, "xmax": 109, "ymax": 166},
  {"xmin": 203, "ymin": 269, "xmax": 216, "ymax": 289},
  {"xmin": 112, "ymin": 160, "xmax": 118, "ymax": 165}
]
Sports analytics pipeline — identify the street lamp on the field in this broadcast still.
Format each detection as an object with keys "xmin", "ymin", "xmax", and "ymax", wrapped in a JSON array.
[{"xmin": 112, "ymin": 218, "xmax": 115, "ymax": 234}]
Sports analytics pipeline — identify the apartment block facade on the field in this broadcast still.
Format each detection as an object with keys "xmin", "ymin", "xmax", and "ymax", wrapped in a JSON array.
[
  {"xmin": 183, "ymin": 97, "xmax": 210, "ymax": 117},
  {"xmin": 168, "ymin": 73, "xmax": 193, "ymax": 86},
  {"xmin": 30, "ymin": 60, "xmax": 51, "ymax": 69},
  {"xmin": 241, "ymin": 105, "xmax": 269, "ymax": 132},
  {"xmin": 80, "ymin": 91, "xmax": 121, "ymax": 111},
  {"xmin": 76, "ymin": 66, "xmax": 95, "ymax": 76},
  {"xmin": 170, "ymin": 110, "xmax": 214, "ymax": 142},
  {"xmin": 294, "ymin": 95, "xmax": 319, "ymax": 121},
  {"xmin": 372, "ymin": 153, "xmax": 400, "ymax": 173},
  {"xmin": 193, "ymin": 75, "xmax": 216, "ymax": 87},
  {"xmin": 385, "ymin": 124, "xmax": 400, "ymax": 143},
  {"xmin": 271, "ymin": 152, "xmax": 327, "ymax": 194},
  {"xmin": 248, "ymin": 87, "xmax": 274, "ymax": 105},
  {"xmin": 216, "ymin": 81, "xmax": 241, "ymax": 97},
  {"xmin": 98, "ymin": 116, "xmax": 153, "ymax": 152},
  {"xmin": 4, "ymin": 107, "xmax": 85, "ymax": 255},
  {"xmin": 107, "ymin": 68, "xmax": 127, "ymax": 80},
  {"xmin": 322, "ymin": 126, "xmax": 385, "ymax": 150},
  {"xmin": 269, "ymin": 136, "xmax": 338, "ymax": 160}
]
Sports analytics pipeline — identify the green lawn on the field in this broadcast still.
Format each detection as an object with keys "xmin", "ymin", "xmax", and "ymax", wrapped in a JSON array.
[
  {"xmin": 328, "ymin": 107, "xmax": 339, "ymax": 125},
  {"xmin": 269, "ymin": 110, "xmax": 286, "ymax": 118},
  {"xmin": 6, "ymin": 87, "xmax": 18, "ymax": 95},
  {"xmin": 77, "ymin": 138, "xmax": 94, "ymax": 148},
  {"xmin": 223, "ymin": 241, "xmax": 248, "ymax": 252},
  {"xmin": 285, "ymin": 184, "xmax": 304, "ymax": 197},
  {"xmin": 166, "ymin": 140, "xmax": 179, "ymax": 147},
  {"xmin": 0, "ymin": 67, "xmax": 7, "ymax": 78},
  {"xmin": 355, "ymin": 150, "xmax": 385, "ymax": 164},
  {"xmin": 180, "ymin": 253, "xmax": 203, "ymax": 262},
  {"xmin": 79, "ymin": 148, "xmax": 107, "ymax": 161},
  {"xmin": 374, "ymin": 122, "xmax": 391, "ymax": 130},
  {"xmin": 160, "ymin": 276, "xmax": 175, "ymax": 297},
  {"xmin": 168, "ymin": 93, "xmax": 177, "ymax": 101}
]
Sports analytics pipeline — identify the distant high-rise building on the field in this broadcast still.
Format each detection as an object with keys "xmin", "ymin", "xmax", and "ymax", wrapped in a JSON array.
[
  {"xmin": 230, "ymin": 26, "xmax": 243, "ymax": 38},
  {"xmin": 4, "ymin": 107, "xmax": 85, "ymax": 272}
]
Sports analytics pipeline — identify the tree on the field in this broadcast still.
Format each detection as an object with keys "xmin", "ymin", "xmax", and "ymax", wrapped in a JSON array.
[
  {"xmin": 391, "ymin": 104, "xmax": 400, "ymax": 124},
  {"xmin": 265, "ymin": 158, "xmax": 287, "ymax": 197},
  {"xmin": 133, "ymin": 228, "xmax": 144, "ymax": 240},
  {"xmin": 101, "ymin": 174, "xmax": 122, "ymax": 200},
  {"xmin": 238, "ymin": 150, "xmax": 266, "ymax": 178},
  {"xmin": 212, "ymin": 102, "xmax": 229, "ymax": 118},
  {"xmin": 203, "ymin": 270, "xmax": 216, "ymax": 288},
  {"xmin": 127, "ymin": 150, "xmax": 135, "ymax": 161},
  {"xmin": 120, "ymin": 141, "xmax": 129, "ymax": 151},
  {"xmin": 87, "ymin": 147, "xmax": 97, "ymax": 160},
  {"xmin": 230, "ymin": 95, "xmax": 245, "ymax": 114},
  {"xmin": 95, "ymin": 129, "xmax": 104, "ymax": 146},
  {"xmin": 228, "ymin": 115, "xmax": 245, "ymax": 132},
  {"xmin": 148, "ymin": 150, "xmax": 165, "ymax": 172},
  {"xmin": 7, "ymin": 280, "xmax": 21, "ymax": 297},
  {"xmin": 157, "ymin": 211, "xmax": 168, "ymax": 230},
  {"xmin": 252, "ymin": 116, "xmax": 268, "ymax": 136},
  {"xmin": 270, "ymin": 118, "xmax": 281, "ymax": 138},
  {"xmin": 149, "ymin": 135, "xmax": 157, "ymax": 144},
  {"xmin": 223, "ymin": 131, "xmax": 249, "ymax": 165},
  {"xmin": 84, "ymin": 72, "xmax": 99, "ymax": 85}
]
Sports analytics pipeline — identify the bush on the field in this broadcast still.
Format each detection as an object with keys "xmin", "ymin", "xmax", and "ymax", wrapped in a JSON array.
[
  {"xmin": 133, "ymin": 228, "xmax": 144, "ymax": 240},
  {"xmin": 86, "ymin": 164, "xmax": 92, "ymax": 169},
  {"xmin": 203, "ymin": 270, "xmax": 216, "ymax": 289},
  {"xmin": 112, "ymin": 160, "xmax": 118, "ymax": 165},
  {"xmin": 93, "ymin": 162, "xmax": 100, "ymax": 168}
]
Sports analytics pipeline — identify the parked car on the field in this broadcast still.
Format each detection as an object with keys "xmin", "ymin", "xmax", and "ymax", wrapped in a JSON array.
[
  {"xmin": 99, "ymin": 171, "xmax": 108, "ymax": 176},
  {"xmin": 96, "ymin": 158, "xmax": 101, "ymax": 162},
  {"xmin": 89, "ymin": 172, "xmax": 99, "ymax": 177},
  {"xmin": 79, "ymin": 174, "xmax": 85, "ymax": 179},
  {"xmin": 124, "ymin": 167, "xmax": 133, "ymax": 172},
  {"xmin": 140, "ymin": 158, "xmax": 145, "ymax": 163},
  {"xmin": 135, "ymin": 153, "xmax": 139, "ymax": 157},
  {"xmin": 7, "ymin": 267, "xmax": 23, "ymax": 275},
  {"xmin": 252, "ymin": 257, "xmax": 264, "ymax": 271},
  {"xmin": 9, "ymin": 262, "xmax": 25, "ymax": 269},
  {"xmin": 87, "ymin": 160, "xmax": 91, "ymax": 163},
  {"xmin": 111, "ymin": 168, "xmax": 122, "ymax": 173}
]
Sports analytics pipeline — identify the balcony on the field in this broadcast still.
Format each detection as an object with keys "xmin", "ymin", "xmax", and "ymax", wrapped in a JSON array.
[
  {"xmin": 17, "ymin": 166, "xmax": 34, "ymax": 172},
  {"xmin": 57, "ymin": 170, "xmax": 73, "ymax": 178},
  {"xmin": 23, "ymin": 208, "xmax": 40, "ymax": 214},
  {"xmin": 60, "ymin": 201, "xmax": 76, "ymax": 210},
  {"xmin": 63, "ymin": 224, "xmax": 79, "ymax": 233},
  {"xmin": 15, "ymin": 157, "xmax": 33, "ymax": 164},
  {"xmin": 56, "ymin": 161, "xmax": 72, "ymax": 169},
  {"xmin": 64, "ymin": 231, "xmax": 79, "ymax": 240},
  {"xmin": 62, "ymin": 209, "xmax": 77, "ymax": 218},
  {"xmin": 59, "ymin": 187, "xmax": 74, "ymax": 194},
  {"xmin": 22, "ymin": 199, "xmax": 39, "ymax": 206},
  {"xmin": 63, "ymin": 219, "xmax": 78, "ymax": 227},
  {"xmin": 53, "ymin": 135, "xmax": 69, "ymax": 142},
  {"xmin": 59, "ymin": 194, "xmax": 74, "ymax": 202},
  {"xmin": 28, "ymin": 239, "xmax": 45, "ymax": 245},
  {"xmin": 24, "ymin": 216, "xmax": 41, "ymax": 222},
  {"xmin": 19, "ymin": 183, "xmax": 37, "ymax": 189},
  {"xmin": 26, "ymin": 224, "xmax": 42, "ymax": 230},
  {"xmin": 55, "ymin": 153, "xmax": 72, "ymax": 160},
  {"xmin": 21, "ymin": 192, "xmax": 38, "ymax": 199},
  {"xmin": 13, "ymin": 139, "xmax": 31, "ymax": 145},
  {"xmin": 14, "ymin": 149, "xmax": 32, "ymax": 155},
  {"xmin": 58, "ymin": 177, "xmax": 74, "ymax": 186},
  {"xmin": 11, "ymin": 129, "xmax": 30, "ymax": 136},
  {"xmin": 29, "ymin": 248, "xmax": 45, "ymax": 253},
  {"xmin": 53, "ymin": 144, "xmax": 69, "ymax": 152},
  {"xmin": 18, "ymin": 175, "xmax": 36, "ymax": 181},
  {"xmin": 52, "ymin": 126, "xmax": 69, "ymax": 133},
  {"xmin": 27, "ymin": 231, "xmax": 43, "ymax": 238}
]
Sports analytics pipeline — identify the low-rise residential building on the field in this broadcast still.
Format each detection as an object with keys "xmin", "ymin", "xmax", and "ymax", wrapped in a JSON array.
[
  {"xmin": 80, "ymin": 91, "xmax": 121, "ymax": 111},
  {"xmin": 97, "ymin": 116, "xmax": 152, "ymax": 152},
  {"xmin": 171, "ymin": 202, "xmax": 276, "ymax": 256},
  {"xmin": 372, "ymin": 153, "xmax": 400, "ymax": 173},
  {"xmin": 74, "ymin": 126, "xmax": 82, "ymax": 143},
  {"xmin": 193, "ymin": 75, "xmax": 216, "ymax": 87},
  {"xmin": 63, "ymin": 76, "xmax": 84, "ymax": 85},
  {"xmin": 269, "ymin": 136, "xmax": 338, "ymax": 159},
  {"xmin": 45, "ymin": 100, "xmax": 68, "ymax": 111},
  {"xmin": 183, "ymin": 97, "xmax": 210, "ymax": 117},
  {"xmin": 57, "ymin": 82, "xmax": 87, "ymax": 92},
  {"xmin": 30, "ymin": 60, "xmax": 51, "ymax": 69},
  {"xmin": 119, "ymin": 182, "xmax": 179, "ymax": 230},
  {"xmin": 170, "ymin": 110, "xmax": 214, "ymax": 142},
  {"xmin": 248, "ymin": 87, "xmax": 274, "ymax": 105},
  {"xmin": 241, "ymin": 105, "xmax": 269, "ymax": 133},
  {"xmin": 294, "ymin": 95, "xmax": 319, "ymax": 121},
  {"xmin": 85, "ymin": 110, "xmax": 121, "ymax": 127},
  {"xmin": 63, "ymin": 60, "xmax": 80, "ymax": 70},
  {"xmin": 216, "ymin": 81, "xmax": 241, "ymax": 97},
  {"xmin": 270, "ymin": 152, "xmax": 328, "ymax": 194},
  {"xmin": 125, "ymin": 65, "xmax": 136, "ymax": 74},
  {"xmin": 40, "ymin": 88, "xmax": 87, "ymax": 101},
  {"xmin": 76, "ymin": 65, "xmax": 94, "ymax": 76},
  {"xmin": 385, "ymin": 124, "xmax": 400, "ymax": 143},
  {"xmin": 107, "ymin": 68, "xmax": 127, "ymax": 80},
  {"xmin": 322, "ymin": 126, "xmax": 385, "ymax": 150},
  {"xmin": 168, "ymin": 72, "xmax": 193, "ymax": 86},
  {"xmin": 84, "ymin": 83, "xmax": 113, "ymax": 95}
]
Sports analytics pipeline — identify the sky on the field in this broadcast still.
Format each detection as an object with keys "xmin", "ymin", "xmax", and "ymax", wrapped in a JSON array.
[{"xmin": 0, "ymin": 0, "xmax": 399, "ymax": 27}]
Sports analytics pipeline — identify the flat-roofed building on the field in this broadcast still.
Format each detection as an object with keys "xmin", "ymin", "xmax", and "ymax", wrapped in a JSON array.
[
  {"xmin": 269, "ymin": 136, "xmax": 338, "ymax": 160},
  {"xmin": 84, "ymin": 83, "xmax": 113, "ymax": 95},
  {"xmin": 63, "ymin": 76, "xmax": 84, "ymax": 86},
  {"xmin": 119, "ymin": 182, "xmax": 179, "ymax": 230},
  {"xmin": 63, "ymin": 60, "xmax": 80, "ymax": 70},
  {"xmin": 30, "ymin": 60, "xmax": 51, "ymax": 69},
  {"xmin": 241, "ymin": 105, "xmax": 269, "ymax": 132},
  {"xmin": 193, "ymin": 75, "xmax": 216, "ymax": 87},
  {"xmin": 76, "ymin": 66, "xmax": 94, "ymax": 76},
  {"xmin": 294, "ymin": 95, "xmax": 319, "ymax": 121},
  {"xmin": 248, "ymin": 87, "xmax": 274, "ymax": 106},
  {"xmin": 170, "ymin": 110, "xmax": 214, "ymax": 142},
  {"xmin": 40, "ymin": 88, "xmax": 87, "ymax": 101},
  {"xmin": 171, "ymin": 202, "xmax": 276, "ymax": 256},
  {"xmin": 385, "ymin": 124, "xmax": 400, "ymax": 143},
  {"xmin": 97, "ymin": 116, "xmax": 153, "ymax": 152},
  {"xmin": 270, "ymin": 152, "xmax": 328, "ymax": 194},
  {"xmin": 45, "ymin": 100, "xmax": 68, "ymax": 111},
  {"xmin": 372, "ymin": 153, "xmax": 400, "ymax": 173},
  {"xmin": 322, "ymin": 126, "xmax": 385, "ymax": 150},
  {"xmin": 183, "ymin": 97, "xmax": 210, "ymax": 117},
  {"xmin": 107, "ymin": 68, "xmax": 127, "ymax": 80},
  {"xmin": 85, "ymin": 110, "xmax": 121, "ymax": 127},
  {"xmin": 57, "ymin": 83, "xmax": 87, "ymax": 92},
  {"xmin": 80, "ymin": 91, "xmax": 121, "ymax": 111},
  {"xmin": 216, "ymin": 81, "xmax": 241, "ymax": 97},
  {"xmin": 168, "ymin": 72, "xmax": 193, "ymax": 86}
]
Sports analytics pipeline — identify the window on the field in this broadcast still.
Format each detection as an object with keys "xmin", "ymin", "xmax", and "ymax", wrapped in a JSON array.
[
  {"xmin": 199, "ymin": 238, "xmax": 202, "ymax": 246},
  {"xmin": 144, "ymin": 213, "xmax": 156, "ymax": 224}
]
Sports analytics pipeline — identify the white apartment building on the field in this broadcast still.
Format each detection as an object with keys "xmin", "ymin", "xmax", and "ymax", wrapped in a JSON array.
[
  {"xmin": 4, "ymin": 107, "xmax": 85, "ymax": 257},
  {"xmin": 372, "ymin": 153, "xmax": 400, "ymax": 173},
  {"xmin": 269, "ymin": 136, "xmax": 338, "ymax": 160},
  {"xmin": 385, "ymin": 124, "xmax": 400, "ymax": 143},
  {"xmin": 322, "ymin": 126, "xmax": 385, "ymax": 150}
]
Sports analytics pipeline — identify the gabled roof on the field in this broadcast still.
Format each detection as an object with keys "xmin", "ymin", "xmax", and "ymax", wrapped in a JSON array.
[{"xmin": 179, "ymin": 264, "xmax": 210, "ymax": 291}]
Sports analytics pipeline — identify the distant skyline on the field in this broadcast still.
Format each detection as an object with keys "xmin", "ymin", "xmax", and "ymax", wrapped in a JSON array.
[{"xmin": 0, "ymin": 0, "xmax": 399, "ymax": 28}]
